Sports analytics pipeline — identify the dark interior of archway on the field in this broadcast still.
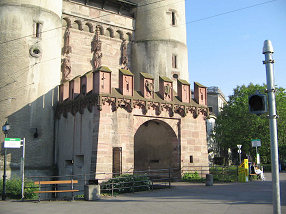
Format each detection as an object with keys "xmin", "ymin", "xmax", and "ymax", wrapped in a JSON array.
[{"xmin": 134, "ymin": 120, "xmax": 172, "ymax": 171}]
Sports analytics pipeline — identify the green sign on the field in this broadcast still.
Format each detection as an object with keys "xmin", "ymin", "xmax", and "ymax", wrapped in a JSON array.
[
  {"xmin": 251, "ymin": 139, "xmax": 261, "ymax": 147},
  {"xmin": 4, "ymin": 138, "xmax": 21, "ymax": 148}
]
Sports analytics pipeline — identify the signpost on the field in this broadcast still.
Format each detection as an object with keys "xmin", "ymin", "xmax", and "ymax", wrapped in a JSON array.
[
  {"xmin": 252, "ymin": 139, "xmax": 261, "ymax": 165},
  {"xmin": 4, "ymin": 138, "xmax": 25, "ymax": 200},
  {"xmin": 4, "ymin": 138, "xmax": 21, "ymax": 148}
]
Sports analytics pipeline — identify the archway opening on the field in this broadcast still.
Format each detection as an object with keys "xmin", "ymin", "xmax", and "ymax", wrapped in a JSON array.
[{"xmin": 134, "ymin": 119, "xmax": 177, "ymax": 171}]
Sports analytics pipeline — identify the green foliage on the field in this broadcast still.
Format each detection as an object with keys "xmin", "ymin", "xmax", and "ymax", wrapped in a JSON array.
[
  {"xmin": 209, "ymin": 166, "xmax": 237, "ymax": 182},
  {"xmin": 182, "ymin": 172, "xmax": 205, "ymax": 182},
  {"xmin": 213, "ymin": 83, "xmax": 286, "ymax": 164},
  {"xmin": 0, "ymin": 177, "xmax": 38, "ymax": 199},
  {"xmin": 101, "ymin": 174, "xmax": 151, "ymax": 194}
]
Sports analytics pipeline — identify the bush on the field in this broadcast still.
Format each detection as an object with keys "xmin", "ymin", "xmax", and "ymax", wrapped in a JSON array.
[
  {"xmin": 101, "ymin": 174, "xmax": 151, "ymax": 194},
  {"xmin": 182, "ymin": 172, "xmax": 205, "ymax": 182},
  {"xmin": 0, "ymin": 177, "xmax": 38, "ymax": 199},
  {"xmin": 209, "ymin": 166, "xmax": 238, "ymax": 182}
]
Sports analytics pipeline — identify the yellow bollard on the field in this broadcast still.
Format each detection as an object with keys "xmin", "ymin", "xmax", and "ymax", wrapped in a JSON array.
[{"xmin": 238, "ymin": 159, "xmax": 249, "ymax": 182}]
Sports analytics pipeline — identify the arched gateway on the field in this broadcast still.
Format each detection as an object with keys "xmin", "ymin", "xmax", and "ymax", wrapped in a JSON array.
[
  {"xmin": 134, "ymin": 119, "xmax": 179, "ymax": 171},
  {"xmin": 55, "ymin": 77, "xmax": 210, "ymax": 181}
]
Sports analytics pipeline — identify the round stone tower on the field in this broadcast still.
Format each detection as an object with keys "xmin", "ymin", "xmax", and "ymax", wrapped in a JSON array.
[
  {"xmin": 0, "ymin": 0, "xmax": 62, "ymax": 176},
  {"xmin": 132, "ymin": 0, "xmax": 189, "ymax": 91}
]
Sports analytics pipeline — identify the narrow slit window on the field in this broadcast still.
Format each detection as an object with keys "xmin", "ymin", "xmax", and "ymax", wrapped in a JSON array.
[
  {"xmin": 172, "ymin": 54, "xmax": 177, "ymax": 68},
  {"xmin": 172, "ymin": 12, "xmax": 176, "ymax": 26},
  {"xmin": 190, "ymin": 156, "xmax": 193, "ymax": 163},
  {"xmin": 34, "ymin": 22, "xmax": 43, "ymax": 38}
]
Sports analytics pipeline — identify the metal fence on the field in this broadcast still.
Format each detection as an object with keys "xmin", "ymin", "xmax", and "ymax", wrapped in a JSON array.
[
  {"xmin": 25, "ymin": 168, "xmax": 178, "ymax": 198},
  {"xmin": 181, "ymin": 165, "xmax": 239, "ymax": 182},
  {"xmin": 24, "ymin": 166, "xmax": 239, "ymax": 199}
]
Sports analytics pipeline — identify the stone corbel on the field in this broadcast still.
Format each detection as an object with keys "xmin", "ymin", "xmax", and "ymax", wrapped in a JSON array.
[
  {"xmin": 200, "ymin": 107, "xmax": 209, "ymax": 117},
  {"xmin": 194, "ymin": 106, "xmax": 199, "ymax": 118},
  {"xmin": 87, "ymin": 97, "xmax": 97, "ymax": 113},
  {"xmin": 128, "ymin": 98, "xmax": 134, "ymax": 112},
  {"xmin": 170, "ymin": 104, "xmax": 174, "ymax": 117},
  {"xmin": 157, "ymin": 102, "xmax": 162, "ymax": 115},
  {"xmin": 71, "ymin": 102, "xmax": 79, "ymax": 115},
  {"xmin": 55, "ymin": 106, "xmax": 63, "ymax": 119},
  {"xmin": 97, "ymin": 95, "xmax": 103, "ymax": 111},
  {"xmin": 142, "ymin": 101, "xmax": 148, "ymax": 115},
  {"xmin": 63, "ymin": 104, "xmax": 71, "ymax": 118},
  {"xmin": 79, "ymin": 99, "xmax": 88, "ymax": 114}
]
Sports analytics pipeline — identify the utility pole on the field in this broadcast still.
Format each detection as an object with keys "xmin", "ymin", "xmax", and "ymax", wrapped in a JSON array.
[{"xmin": 263, "ymin": 40, "xmax": 281, "ymax": 214}]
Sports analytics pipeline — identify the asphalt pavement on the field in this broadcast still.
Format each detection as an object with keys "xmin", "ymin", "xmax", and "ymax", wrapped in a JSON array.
[{"xmin": 1, "ymin": 172, "xmax": 286, "ymax": 214}]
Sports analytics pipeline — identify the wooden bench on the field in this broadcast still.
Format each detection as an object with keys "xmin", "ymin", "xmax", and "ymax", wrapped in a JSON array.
[{"xmin": 34, "ymin": 180, "xmax": 79, "ymax": 202}]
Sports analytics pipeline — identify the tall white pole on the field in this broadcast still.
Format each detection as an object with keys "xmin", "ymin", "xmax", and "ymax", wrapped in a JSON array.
[
  {"xmin": 21, "ymin": 138, "xmax": 25, "ymax": 201},
  {"xmin": 263, "ymin": 40, "xmax": 281, "ymax": 214}
]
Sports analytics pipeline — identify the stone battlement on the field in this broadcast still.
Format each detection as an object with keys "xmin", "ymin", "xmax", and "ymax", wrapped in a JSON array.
[{"xmin": 56, "ymin": 66, "xmax": 208, "ymax": 119}]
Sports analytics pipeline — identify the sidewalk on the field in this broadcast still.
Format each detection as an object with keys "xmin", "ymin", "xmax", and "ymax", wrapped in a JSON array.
[{"xmin": 1, "ymin": 172, "xmax": 285, "ymax": 214}]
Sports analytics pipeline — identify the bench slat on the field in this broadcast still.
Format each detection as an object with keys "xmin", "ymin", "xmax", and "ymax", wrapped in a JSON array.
[
  {"xmin": 34, "ymin": 180, "xmax": 78, "ymax": 185},
  {"xmin": 35, "ymin": 190, "xmax": 79, "ymax": 193}
]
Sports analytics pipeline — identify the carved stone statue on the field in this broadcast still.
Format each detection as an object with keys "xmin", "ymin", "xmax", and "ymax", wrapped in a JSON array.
[
  {"xmin": 62, "ymin": 56, "xmax": 71, "ymax": 81},
  {"xmin": 92, "ymin": 27, "xmax": 102, "ymax": 70},
  {"xmin": 64, "ymin": 27, "xmax": 72, "ymax": 55},
  {"xmin": 121, "ymin": 39, "xmax": 128, "ymax": 70}
]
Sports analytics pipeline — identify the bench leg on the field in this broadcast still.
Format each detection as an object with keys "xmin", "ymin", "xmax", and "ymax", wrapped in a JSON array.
[{"xmin": 71, "ymin": 192, "xmax": 74, "ymax": 201}]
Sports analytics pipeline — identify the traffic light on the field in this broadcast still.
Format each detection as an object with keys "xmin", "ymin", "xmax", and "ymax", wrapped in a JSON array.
[{"xmin": 248, "ymin": 94, "xmax": 267, "ymax": 115}]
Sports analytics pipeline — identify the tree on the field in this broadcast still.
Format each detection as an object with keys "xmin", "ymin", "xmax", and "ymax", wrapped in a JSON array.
[{"xmin": 213, "ymin": 83, "xmax": 286, "ymax": 164}]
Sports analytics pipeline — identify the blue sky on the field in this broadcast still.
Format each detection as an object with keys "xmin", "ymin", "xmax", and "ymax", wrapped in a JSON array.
[{"xmin": 185, "ymin": 0, "xmax": 286, "ymax": 100}]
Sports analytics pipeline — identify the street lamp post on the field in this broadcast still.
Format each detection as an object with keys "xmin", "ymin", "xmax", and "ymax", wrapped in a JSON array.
[
  {"xmin": 2, "ymin": 121, "xmax": 10, "ymax": 201},
  {"xmin": 237, "ymin": 145, "xmax": 242, "ymax": 165}
]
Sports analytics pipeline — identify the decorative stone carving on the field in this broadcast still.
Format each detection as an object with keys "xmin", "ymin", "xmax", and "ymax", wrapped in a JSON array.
[
  {"xmin": 119, "ymin": 69, "xmax": 134, "ymax": 96},
  {"xmin": 159, "ymin": 76, "xmax": 173, "ymax": 101},
  {"xmin": 121, "ymin": 39, "xmax": 128, "ymax": 70},
  {"xmin": 92, "ymin": 27, "xmax": 102, "ymax": 70},
  {"xmin": 145, "ymin": 80, "xmax": 154, "ymax": 97},
  {"xmin": 62, "ymin": 56, "xmax": 71, "ymax": 82},
  {"xmin": 164, "ymin": 83, "xmax": 172, "ymax": 99},
  {"xmin": 64, "ymin": 27, "xmax": 72, "ymax": 55}
]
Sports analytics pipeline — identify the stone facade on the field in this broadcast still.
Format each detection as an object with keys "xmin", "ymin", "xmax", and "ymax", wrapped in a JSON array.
[
  {"xmin": 0, "ymin": 0, "xmax": 62, "ymax": 177},
  {"xmin": 0, "ymin": 0, "xmax": 209, "ymax": 181},
  {"xmin": 55, "ymin": 65, "xmax": 209, "ymax": 180}
]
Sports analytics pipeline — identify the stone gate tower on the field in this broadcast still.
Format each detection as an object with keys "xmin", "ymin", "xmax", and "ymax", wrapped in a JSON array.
[
  {"xmin": 132, "ymin": 0, "xmax": 189, "ymax": 91},
  {"xmin": 0, "ymin": 0, "xmax": 62, "ymax": 176}
]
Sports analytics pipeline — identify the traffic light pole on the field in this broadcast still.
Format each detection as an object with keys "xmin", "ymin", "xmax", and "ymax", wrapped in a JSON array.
[{"xmin": 263, "ymin": 40, "xmax": 281, "ymax": 214}]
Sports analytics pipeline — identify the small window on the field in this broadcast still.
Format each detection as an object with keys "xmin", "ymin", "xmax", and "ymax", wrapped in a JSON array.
[
  {"xmin": 172, "ymin": 54, "xmax": 177, "ymax": 68},
  {"xmin": 172, "ymin": 12, "xmax": 176, "ymax": 26},
  {"xmin": 190, "ymin": 156, "xmax": 193, "ymax": 163},
  {"xmin": 173, "ymin": 73, "xmax": 178, "ymax": 79},
  {"xmin": 34, "ymin": 22, "xmax": 43, "ymax": 38}
]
